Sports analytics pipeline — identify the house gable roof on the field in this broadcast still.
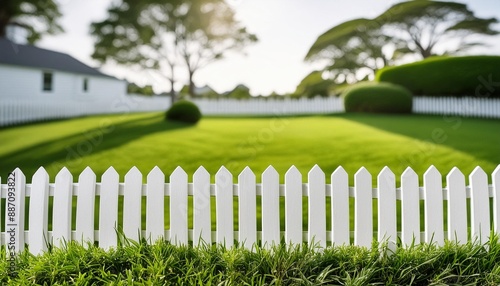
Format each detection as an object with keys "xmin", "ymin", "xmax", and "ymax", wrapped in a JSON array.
[{"xmin": 0, "ymin": 38, "xmax": 113, "ymax": 78}]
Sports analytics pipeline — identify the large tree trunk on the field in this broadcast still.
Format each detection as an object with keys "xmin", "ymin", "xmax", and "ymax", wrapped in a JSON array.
[
  {"xmin": 169, "ymin": 64, "xmax": 176, "ymax": 105},
  {"xmin": 188, "ymin": 70, "xmax": 195, "ymax": 97}
]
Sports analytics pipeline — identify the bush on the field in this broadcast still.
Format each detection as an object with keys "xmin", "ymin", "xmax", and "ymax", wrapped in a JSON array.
[
  {"xmin": 376, "ymin": 56, "xmax": 500, "ymax": 97},
  {"xmin": 165, "ymin": 100, "xmax": 202, "ymax": 124},
  {"xmin": 343, "ymin": 82, "xmax": 412, "ymax": 113}
]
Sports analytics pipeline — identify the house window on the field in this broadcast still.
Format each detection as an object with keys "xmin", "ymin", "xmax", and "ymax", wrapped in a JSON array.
[
  {"xmin": 83, "ymin": 78, "xmax": 89, "ymax": 92},
  {"xmin": 42, "ymin": 72, "xmax": 53, "ymax": 91}
]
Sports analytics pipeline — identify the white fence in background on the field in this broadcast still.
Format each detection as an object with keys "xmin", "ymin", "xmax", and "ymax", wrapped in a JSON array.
[
  {"xmin": 413, "ymin": 97, "xmax": 500, "ymax": 118},
  {"xmin": 193, "ymin": 97, "xmax": 344, "ymax": 115},
  {"xmin": 1, "ymin": 165, "xmax": 499, "ymax": 254},
  {"xmin": 1, "ymin": 96, "xmax": 500, "ymax": 127}
]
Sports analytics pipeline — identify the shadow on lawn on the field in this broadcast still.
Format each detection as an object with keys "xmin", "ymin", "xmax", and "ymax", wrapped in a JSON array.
[
  {"xmin": 336, "ymin": 113, "xmax": 500, "ymax": 166},
  {"xmin": 0, "ymin": 113, "xmax": 194, "ymax": 179}
]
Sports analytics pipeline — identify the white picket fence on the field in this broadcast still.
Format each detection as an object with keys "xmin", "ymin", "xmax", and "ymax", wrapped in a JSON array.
[
  {"xmin": 413, "ymin": 97, "xmax": 500, "ymax": 118},
  {"xmin": 1, "ymin": 96, "xmax": 499, "ymax": 127},
  {"xmin": 2, "ymin": 165, "xmax": 499, "ymax": 254}
]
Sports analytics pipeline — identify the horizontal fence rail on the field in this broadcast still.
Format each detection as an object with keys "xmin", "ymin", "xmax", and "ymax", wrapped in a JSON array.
[
  {"xmin": 1, "ymin": 96, "xmax": 499, "ymax": 127},
  {"xmin": 1, "ymin": 165, "xmax": 500, "ymax": 254}
]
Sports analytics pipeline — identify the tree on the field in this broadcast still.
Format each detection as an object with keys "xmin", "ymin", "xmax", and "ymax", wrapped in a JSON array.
[
  {"xmin": 91, "ymin": 0, "xmax": 256, "ymax": 103},
  {"xmin": 0, "ymin": 0, "xmax": 63, "ymax": 43},
  {"xmin": 376, "ymin": 1, "xmax": 498, "ymax": 58},
  {"xmin": 305, "ymin": 18, "xmax": 407, "ymax": 82},
  {"xmin": 306, "ymin": 1, "xmax": 498, "ymax": 81}
]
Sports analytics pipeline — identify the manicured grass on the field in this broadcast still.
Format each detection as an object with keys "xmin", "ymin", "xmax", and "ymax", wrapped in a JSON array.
[
  {"xmin": 1, "ymin": 112, "xmax": 499, "ymax": 184},
  {"xmin": 2, "ymin": 237, "xmax": 500, "ymax": 284}
]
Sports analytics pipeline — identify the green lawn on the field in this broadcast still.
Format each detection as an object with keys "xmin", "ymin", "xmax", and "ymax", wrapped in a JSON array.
[{"xmin": 1, "ymin": 112, "xmax": 499, "ymax": 184}]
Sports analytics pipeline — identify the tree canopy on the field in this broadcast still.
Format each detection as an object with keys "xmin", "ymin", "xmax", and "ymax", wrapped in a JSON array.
[
  {"xmin": 376, "ymin": 0, "xmax": 498, "ymax": 58},
  {"xmin": 91, "ymin": 0, "xmax": 257, "ymax": 101},
  {"xmin": 306, "ymin": 0, "xmax": 498, "ymax": 82},
  {"xmin": 0, "ymin": 0, "xmax": 63, "ymax": 43}
]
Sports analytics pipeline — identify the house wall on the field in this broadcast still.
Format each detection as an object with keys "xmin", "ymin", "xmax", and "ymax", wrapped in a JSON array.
[{"xmin": 0, "ymin": 64, "xmax": 126, "ymax": 101}]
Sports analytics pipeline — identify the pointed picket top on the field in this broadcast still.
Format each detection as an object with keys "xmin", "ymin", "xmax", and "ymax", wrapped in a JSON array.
[
  {"xmin": 308, "ymin": 164, "xmax": 324, "ymax": 179},
  {"xmin": 56, "ymin": 167, "xmax": 72, "ymax": 179},
  {"xmin": 13, "ymin": 167, "xmax": 25, "ymax": 178},
  {"xmin": 332, "ymin": 166, "xmax": 348, "ymax": 179},
  {"xmin": 470, "ymin": 166, "xmax": 487, "ymax": 182},
  {"xmin": 263, "ymin": 165, "xmax": 279, "ymax": 181},
  {"xmin": 125, "ymin": 166, "xmax": 142, "ymax": 179},
  {"xmin": 378, "ymin": 166, "xmax": 395, "ymax": 185},
  {"xmin": 285, "ymin": 166, "xmax": 302, "ymax": 188},
  {"xmin": 103, "ymin": 166, "xmax": 119, "ymax": 181},
  {"xmin": 493, "ymin": 165, "xmax": 500, "ymax": 234},
  {"xmin": 216, "ymin": 166, "xmax": 232, "ymax": 189},
  {"xmin": 402, "ymin": 167, "xmax": 418, "ymax": 182},
  {"xmin": 171, "ymin": 166, "xmax": 188, "ymax": 181},
  {"xmin": 424, "ymin": 165, "xmax": 441, "ymax": 183},
  {"xmin": 447, "ymin": 167, "xmax": 464, "ymax": 183},
  {"xmin": 355, "ymin": 167, "xmax": 371, "ymax": 181},
  {"xmin": 238, "ymin": 166, "xmax": 255, "ymax": 182},
  {"xmin": 147, "ymin": 166, "xmax": 165, "ymax": 181},
  {"xmin": 79, "ymin": 166, "xmax": 96, "ymax": 181},
  {"xmin": 469, "ymin": 166, "xmax": 490, "ymax": 244},
  {"xmin": 194, "ymin": 166, "xmax": 210, "ymax": 182},
  {"xmin": 33, "ymin": 166, "xmax": 49, "ymax": 181}
]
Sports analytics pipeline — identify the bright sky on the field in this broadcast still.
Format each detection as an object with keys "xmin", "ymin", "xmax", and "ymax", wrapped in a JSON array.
[{"xmin": 37, "ymin": 0, "xmax": 500, "ymax": 95}]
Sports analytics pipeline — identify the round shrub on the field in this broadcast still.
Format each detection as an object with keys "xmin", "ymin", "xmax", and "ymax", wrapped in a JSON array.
[
  {"xmin": 343, "ymin": 82, "xmax": 412, "ymax": 113},
  {"xmin": 376, "ymin": 56, "xmax": 500, "ymax": 97},
  {"xmin": 165, "ymin": 100, "xmax": 202, "ymax": 124}
]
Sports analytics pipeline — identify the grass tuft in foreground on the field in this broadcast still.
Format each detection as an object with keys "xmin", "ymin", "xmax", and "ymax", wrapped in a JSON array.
[{"xmin": 2, "ymin": 236, "xmax": 500, "ymax": 285}]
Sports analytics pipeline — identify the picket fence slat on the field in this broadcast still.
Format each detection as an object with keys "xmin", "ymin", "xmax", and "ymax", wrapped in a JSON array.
[
  {"xmin": 331, "ymin": 167, "xmax": 349, "ymax": 245},
  {"xmin": 29, "ymin": 167, "xmax": 49, "ymax": 254},
  {"xmin": 446, "ymin": 167, "xmax": 467, "ymax": 243},
  {"xmin": 424, "ymin": 166, "xmax": 444, "ymax": 245},
  {"xmin": 52, "ymin": 168, "xmax": 73, "ymax": 247},
  {"xmin": 216, "ymin": 167, "xmax": 233, "ymax": 247},
  {"xmin": 494, "ymin": 166, "xmax": 500, "ymax": 234},
  {"xmin": 401, "ymin": 167, "xmax": 420, "ymax": 246},
  {"xmin": 146, "ymin": 167, "xmax": 165, "ymax": 242},
  {"xmin": 123, "ymin": 167, "xmax": 142, "ymax": 242},
  {"xmin": 262, "ymin": 166, "xmax": 280, "ymax": 246},
  {"xmin": 238, "ymin": 167, "xmax": 257, "ymax": 248},
  {"xmin": 99, "ymin": 167, "xmax": 119, "ymax": 249},
  {"xmin": 308, "ymin": 165, "xmax": 326, "ymax": 247},
  {"xmin": 285, "ymin": 166, "xmax": 302, "ymax": 244},
  {"xmin": 76, "ymin": 167, "xmax": 96, "ymax": 244},
  {"xmin": 170, "ymin": 167, "xmax": 188, "ymax": 245},
  {"xmin": 354, "ymin": 167, "xmax": 372, "ymax": 247},
  {"xmin": 470, "ymin": 167, "xmax": 490, "ymax": 243},
  {"xmin": 377, "ymin": 167, "xmax": 396, "ymax": 250},
  {"xmin": 2, "ymin": 164, "xmax": 500, "ymax": 253},
  {"xmin": 193, "ymin": 167, "xmax": 211, "ymax": 245}
]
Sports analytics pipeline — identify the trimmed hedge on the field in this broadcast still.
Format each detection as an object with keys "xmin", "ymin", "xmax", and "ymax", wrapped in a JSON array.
[
  {"xmin": 165, "ymin": 100, "xmax": 202, "ymax": 124},
  {"xmin": 343, "ymin": 82, "xmax": 412, "ymax": 113},
  {"xmin": 376, "ymin": 56, "xmax": 500, "ymax": 98}
]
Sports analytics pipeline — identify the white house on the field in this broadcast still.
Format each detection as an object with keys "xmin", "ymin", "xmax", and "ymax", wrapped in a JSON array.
[{"xmin": 0, "ymin": 38, "xmax": 126, "ymax": 102}]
